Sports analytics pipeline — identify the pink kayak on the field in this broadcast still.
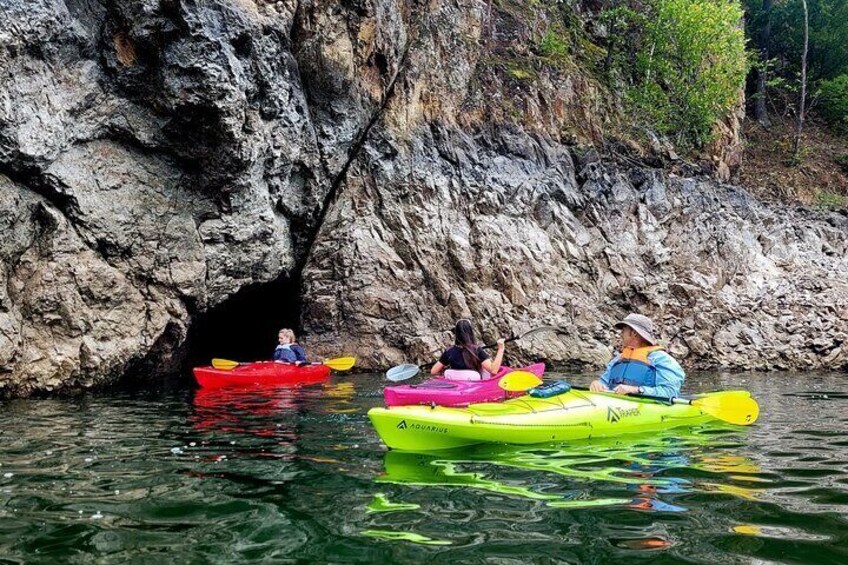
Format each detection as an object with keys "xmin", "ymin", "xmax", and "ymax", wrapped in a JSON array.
[{"xmin": 384, "ymin": 363, "xmax": 545, "ymax": 407}]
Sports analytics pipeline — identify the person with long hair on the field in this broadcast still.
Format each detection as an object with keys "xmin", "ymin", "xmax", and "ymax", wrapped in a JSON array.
[
  {"xmin": 273, "ymin": 328, "xmax": 307, "ymax": 363},
  {"xmin": 430, "ymin": 319, "xmax": 505, "ymax": 380}
]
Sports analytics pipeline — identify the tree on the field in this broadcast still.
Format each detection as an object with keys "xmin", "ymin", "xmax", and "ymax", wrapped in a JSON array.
[
  {"xmin": 753, "ymin": 0, "xmax": 772, "ymax": 128},
  {"xmin": 793, "ymin": 0, "xmax": 809, "ymax": 157},
  {"xmin": 743, "ymin": 0, "xmax": 848, "ymax": 127},
  {"xmin": 624, "ymin": 0, "xmax": 748, "ymax": 148}
]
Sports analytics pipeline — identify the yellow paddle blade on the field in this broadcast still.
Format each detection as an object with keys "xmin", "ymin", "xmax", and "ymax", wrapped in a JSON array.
[
  {"xmin": 323, "ymin": 356, "xmax": 356, "ymax": 371},
  {"xmin": 211, "ymin": 358, "xmax": 239, "ymax": 370},
  {"xmin": 498, "ymin": 371, "xmax": 543, "ymax": 392},
  {"xmin": 692, "ymin": 392, "xmax": 760, "ymax": 426}
]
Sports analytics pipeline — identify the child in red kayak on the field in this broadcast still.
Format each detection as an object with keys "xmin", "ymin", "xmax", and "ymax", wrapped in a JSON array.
[
  {"xmin": 430, "ymin": 319, "xmax": 505, "ymax": 380},
  {"xmin": 274, "ymin": 328, "xmax": 308, "ymax": 363}
]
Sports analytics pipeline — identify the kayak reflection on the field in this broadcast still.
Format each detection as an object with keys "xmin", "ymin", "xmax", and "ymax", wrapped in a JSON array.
[
  {"xmin": 378, "ymin": 427, "xmax": 763, "ymax": 512},
  {"xmin": 190, "ymin": 378, "xmax": 356, "ymax": 438}
]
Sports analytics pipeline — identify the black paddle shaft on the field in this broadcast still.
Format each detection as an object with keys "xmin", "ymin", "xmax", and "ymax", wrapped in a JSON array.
[{"xmin": 482, "ymin": 325, "xmax": 563, "ymax": 349}]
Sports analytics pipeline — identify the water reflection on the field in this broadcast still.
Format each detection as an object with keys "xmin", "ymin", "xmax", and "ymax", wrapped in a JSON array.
[
  {"xmin": 371, "ymin": 428, "xmax": 770, "ymax": 552},
  {"xmin": 378, "ymin": 428, "xmax": 763, "ymax": 512},
  {"xmin": 192, "ymin": 386, "xmax": 304, "ymax": 436},
  {"xmin": 187, "ymin": 380, "xmax": 360, "ymax": 470},
  {"xmin": 190, "ymin": 379, "xmax": 356, "ymax": 435}
]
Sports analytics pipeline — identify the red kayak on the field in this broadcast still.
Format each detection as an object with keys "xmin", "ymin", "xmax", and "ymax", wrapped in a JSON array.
[
  {"xmin": 193, "ymin": 362, "xmax": 331, "ymax": 389},
  {"xmin": 384, "ymin": 363, "xmax": 546, "ymax": 407}
]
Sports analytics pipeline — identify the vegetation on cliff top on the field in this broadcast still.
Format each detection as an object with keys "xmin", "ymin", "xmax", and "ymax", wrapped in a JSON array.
[
  {"xmin": 742, "ymin": 0, "xmax": 848, "ymax": 206},
  {"xmin": 486, "ymin": 0, "xmax": 846, "ymax": 206},
  {"xmin": 604, "ymin": 0, "xmax": 748, "ymax": 150},
  {"xmin": 482, "ymin": 0, "xmax": 747, "ymax": 152}
]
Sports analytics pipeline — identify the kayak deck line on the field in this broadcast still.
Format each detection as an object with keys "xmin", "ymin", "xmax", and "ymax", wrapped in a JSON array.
[{"xmin": 469, "ymin": 419, "xmax": 595, "ymax": 429}]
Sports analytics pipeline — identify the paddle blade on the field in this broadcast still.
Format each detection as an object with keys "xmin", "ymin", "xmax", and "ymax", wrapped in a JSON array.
[
  {"xmin": 498, "ymin": 371, "xmax": 543, "ymax": 392},
  {"xmin": 211, "ymin": 358, "xmax": 239, "ymax": 370},
  {"xmin": 386, "ymin": 364, "xmax": 421, "ymax": 382},
  {"xmin": 323, "ymin": 356, "xmax": 356, "ymax": 371},
  {"xmin": 692, "ymin": 392, "xmax": 760, "ymax": 426}
]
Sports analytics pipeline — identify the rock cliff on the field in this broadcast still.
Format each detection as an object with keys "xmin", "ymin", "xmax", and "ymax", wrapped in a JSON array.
[{"xmin": 1, "ymin": 0, "xmax": 845, "ymax": 396}]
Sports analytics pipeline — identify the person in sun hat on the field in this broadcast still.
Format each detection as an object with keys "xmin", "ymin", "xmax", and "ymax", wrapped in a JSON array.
[
  {"xmin": 430, "ymin": 319, "xmax": 506, "ymax": 381},
  {"xmin": 589, "ymin": 313, "xmax": 685, "ymax": 399}
]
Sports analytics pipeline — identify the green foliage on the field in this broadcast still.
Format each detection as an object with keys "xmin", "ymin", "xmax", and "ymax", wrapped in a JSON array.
[
  {"xmin": 745, "ymin": 0, "xmax": 848, "ymax": 131},
  {"xmin": 598, "ymin": 5, "xmax": 645, "ymax": 72},
  {"xmin": 835, "ymin": 153, "xmax": 848, "ymax": 174},
  {"xmin": 814, "ymin": 190, "xmax": 847, "ymax": 210},
  {"xmin": 745, "ymin": 0, "xmax": 848, "ymax": 83},
  {"xmin": 818, "ymin": 75, "xmax": 848, "ymax": 133},
  {"xmin": 616, "ymin": 0, "xmax": 748, "ymax": 148},
  {"xmin": 539, "ymin": 29, "xmax": 570, "ymax": 62},
  {"xmin": 508, "ymin": 67, "xmax": 535, "ymax": 81}
]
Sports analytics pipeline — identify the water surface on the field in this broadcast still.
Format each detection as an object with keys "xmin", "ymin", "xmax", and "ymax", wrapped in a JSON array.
[{"xmin": 1, "ymin": 372, "xmax": 847, "ymax": 563}]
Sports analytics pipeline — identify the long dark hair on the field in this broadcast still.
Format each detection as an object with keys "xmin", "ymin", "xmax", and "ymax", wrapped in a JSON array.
[{"xmin": 454, "ymin": 319, "xmax": 482, "ymax": 371}]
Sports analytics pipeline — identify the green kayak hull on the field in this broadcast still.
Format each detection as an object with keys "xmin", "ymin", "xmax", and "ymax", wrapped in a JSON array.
[{"xmin": 369, "ymin": 389, "xmax": 739, "ymax": 451}]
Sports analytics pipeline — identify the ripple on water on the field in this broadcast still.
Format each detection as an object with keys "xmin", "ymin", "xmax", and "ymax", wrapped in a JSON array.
[{"xmin": 1, "ymin": 373, "xmax": 848, "ymax": 562}]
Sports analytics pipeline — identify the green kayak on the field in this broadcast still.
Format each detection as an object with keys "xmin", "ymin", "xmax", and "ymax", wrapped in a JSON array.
[{"xmin": 369, "ymin": 389, "xmax": 757, "ymax": 451}]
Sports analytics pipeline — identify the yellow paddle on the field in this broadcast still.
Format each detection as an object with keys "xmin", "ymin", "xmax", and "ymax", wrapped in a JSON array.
[
  {"xmin": 211, "ymin": 358, "xmax": 241, "ymax": 370},
  {"xmin": 684, "ymin": 391, "xmax": 759, "ymax": 426},
  {"xmin": 211, "ymin": 356, "xmax": 356, "ymax": 371},
  {"xmin": 497, "ymin": 371, "xmax": 544, "ymax": 392},
  {"xmin": 323, "ymin": 356, "xmax": 357, "ymax": 371}
]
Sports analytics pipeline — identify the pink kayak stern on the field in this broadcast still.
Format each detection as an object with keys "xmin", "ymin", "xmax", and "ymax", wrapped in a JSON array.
[{"xmin": 383, "ymin": 363, "xmax": 545, "ymax": 407}]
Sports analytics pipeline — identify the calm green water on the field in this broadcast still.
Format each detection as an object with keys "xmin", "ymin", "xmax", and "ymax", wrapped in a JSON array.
[{"xmin": 1, "ymin": 372, "xmax": 847, "ymax": 563}]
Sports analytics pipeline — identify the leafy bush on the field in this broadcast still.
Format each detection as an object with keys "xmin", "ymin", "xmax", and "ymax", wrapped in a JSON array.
[
  {"xmin": 814, "ymin": 190, "xmax": 847, "ymax": 210},
  {"xmin": 617, "ymin": 0, "xmax": 748, "ymax": 148},
  {"xmin": 539, "ymin": 29, "xmax": 570, "ymax": 62},
  {"xmin": 818, "ymin": 75, "xmax": 848, "ymax": 133}
]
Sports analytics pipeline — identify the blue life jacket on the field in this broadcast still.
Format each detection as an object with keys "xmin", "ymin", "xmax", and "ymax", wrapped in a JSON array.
[
  {"xmin": 274, "ymin": 344, "xmax": 293, "ymax": 362},
  {"xmin": 274, "ymin": 344, "xmax": 303, "ymax": 362},
  {"xmin": 607, "ymin": 346, "xmax": 664, "ymax": 388}
]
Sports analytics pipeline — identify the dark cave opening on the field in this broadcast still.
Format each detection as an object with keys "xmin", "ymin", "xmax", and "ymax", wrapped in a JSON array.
[{"xmin": 183, "ymin": 273, "xmax": 303, "ymax": 372}]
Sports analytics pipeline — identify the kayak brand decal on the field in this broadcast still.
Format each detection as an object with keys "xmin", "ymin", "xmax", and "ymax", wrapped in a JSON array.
[
  {"xmin": 395, "ymin": 419, "xmax": 448, "ymax": 434},
  {"xmin": 607, "ymin": 405, "xmax": 640, "ymax": 423}
]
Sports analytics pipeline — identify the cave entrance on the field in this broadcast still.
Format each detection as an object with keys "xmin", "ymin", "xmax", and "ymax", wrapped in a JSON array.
[{"xmin": 184, "ymin": 273, "xmax": 302, "ymax": 371}]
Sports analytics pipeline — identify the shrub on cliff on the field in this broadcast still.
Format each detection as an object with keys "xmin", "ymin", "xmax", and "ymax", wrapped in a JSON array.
[
  {"xmin": 611, "ymin": 0, "xmax": 748, "ymax": 149},
  {"xmin": 818, "ymin": 75, "xmax": 848, "ymax": 134}
]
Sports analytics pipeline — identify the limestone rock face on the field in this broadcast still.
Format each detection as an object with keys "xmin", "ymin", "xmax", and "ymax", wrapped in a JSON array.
[{"xmin": 1, "ymin": 0, "xmax": 846, "ymax": 396}]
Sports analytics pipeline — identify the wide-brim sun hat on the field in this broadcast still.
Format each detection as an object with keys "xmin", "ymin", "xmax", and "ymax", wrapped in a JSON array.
[{"xmin": 614, "ymin": 313, "xmax": 657, "ymax": 345}]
